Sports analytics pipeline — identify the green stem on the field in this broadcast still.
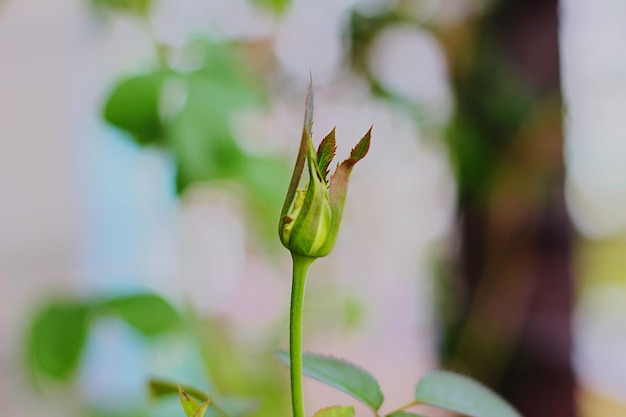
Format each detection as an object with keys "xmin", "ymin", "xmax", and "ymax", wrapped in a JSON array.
[{"xmin": 289, "ymin": 254, "xmax": 315, "ymax": 417}]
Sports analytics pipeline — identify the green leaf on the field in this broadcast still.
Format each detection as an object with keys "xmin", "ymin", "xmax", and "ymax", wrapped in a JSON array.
[
  {"xmin": 316, "ymin": 128, "xmax": 337, "ymax": 181},
  {"xmin": 192, "ymin": 406, "xmax": 209, "ymax": 417},
  {"xmin": 250, "ymin": 0, "xmax": 291, "ymax": 14},
  {"xmin": 386, "ymin": 412, "xmax": 427, "ymax": 417},
  {"xmin": 312, "ymin": 405, "xmax": 355, "ymax": 417},
  {"xmin": 148, "ymin": 379, "xmax": 257, "ymax": 417},
  {"xmin": 179, "ymin": 385, "xmax": 201, "ymax": 415},
  {"xmin": 413, "ymin": 370, "xmax": 521, "ymax": 417},
  {"xmin": 280, "ymin": 79, "xmax": 313, "ymax": 224},
  {"xmin": 149, "ymin": 379, "xmax": 209, "ymax": 402},
  {"xmin": 91, "ymin": 0, "xmax": 152, "ymax": 14},
  {"xmin": 99, "ymin": 293, "xmax": 181, "ymax": 337},
  {"xmin": 179, "ymin": 386, "xmax": 209, "ymax": 417},
  {"xmin": 276, "ymin": 351, "xmax": 384, "ymax": 410},
  {"xmin": 103, "ymin": 72, "xmax": 166, "ymax": 146},
  {"xmin": 168, "ymin": 41, "xmax": 265, "ymax": 191},
  {"xmin": 27, "ymin": 300, "xmax": 89, "ymax": 380},
  {"xmin": 239, "ymin": 155, "xmax": 290, "ymax": 251}
]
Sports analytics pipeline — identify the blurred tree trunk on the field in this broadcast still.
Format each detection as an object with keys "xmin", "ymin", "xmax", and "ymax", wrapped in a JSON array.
[{"xmin": 436, "ymin": 1, "xmax": 575, "ymax": 416}]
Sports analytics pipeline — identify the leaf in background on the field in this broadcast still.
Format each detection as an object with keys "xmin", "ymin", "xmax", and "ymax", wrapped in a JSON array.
[
  {"xmin": 312, "ymin": 405, "xmax": 355, "ymax": 417},
  {"xmin": 99, "ymin": 293, "xmax": 181, "ymax": 337},
  {"xmin": 413, "ymin": 370, "xmax": 521, "ymax": 417},
  {"xmin": 168, "ymin": 41, "xmax": 265, "ymax": 190},
  {"xmin": 27, "ymin": 300, "xmax": 89, "ymax": 380},
  {"xmin": 238, "ymin": 155, "xmax": 290, "ymax": 251},
  {"xmin": 148, "ymin": 379, "xmax": 258, "ymax": 417},
  {"xmin": 149, "ymin": 379, "xmax": 209, "ymax": 402},
  {"xmin": 192, "ymin": 405, "xmax": 209, "ymax": 417},
  {"xmin": 179, "ymin": 386, "xmax": 209, "ymax": 417},
  {"xmin": 249, "ymin": 0, "xmax": 291, "ymax": 14},
  {"xmin": 276, "ymin": 351, "xmax": 384, "ymax": 410},
  {"xmin": 386, "ymin": 412, "xmax": 427, "ymax": 417},
  {"xmin": 91, "ymin": 0, "xmax": 152, "ymax": 15},
  {"xmin": 103, "ymin": 72, "xmax": 167, "ymax": 146}
]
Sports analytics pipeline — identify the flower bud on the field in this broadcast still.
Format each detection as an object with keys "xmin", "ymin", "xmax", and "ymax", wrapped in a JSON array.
[{"xmin": 279, "ymin": 82, "xmax": 371, "ymax": 259}]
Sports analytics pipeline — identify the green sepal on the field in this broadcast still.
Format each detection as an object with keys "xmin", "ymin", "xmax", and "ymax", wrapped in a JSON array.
[
  {"xmin": 348, "ymin": 126, "xmax": 371, "ymax": 162},
  {"xmin": 279, "ymin": 80, "xmax": 313, "ymax": 225},
  {"xmin": 318, "ymin": 126, "xmax": 371, "ymax": 255},
  {"xmin": 317, "ymin": 128, "xmax": 337, "ymax": 181}
]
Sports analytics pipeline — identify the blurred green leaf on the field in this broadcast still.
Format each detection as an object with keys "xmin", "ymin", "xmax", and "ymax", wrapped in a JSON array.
[
  {"xmin": 148, "ymin": 379, "xmax": 257, "ymax": 417},
  {"xmin": 386, "ymin": 412, "xmax": 426, "ymax": 417},
  {"xmin": 27, "ymin": 300, "xmax": 89, "ymax": 380},
  {"xmin": 237, "ymin": 155, "xmax": 290, "ymax": 250},
  {"xmin": 168, "ymin": 42, "xmax": 265, "ymax": 190},
  {"xmin": 179, "ymin": 386, "xmax": 209, "ymax": 417},
  {"xmin": 276, "ymin": 351, "xmax": 384, "ymax": 410},
  {"xmin": 413, "ymin": 370, "xmax": 521, "ymax": 417},
  {"xmin": 312, "ymin": 405, "xmax": 355, "ymax": 417},
  {"xmin": 102, "ymin": 40, "xmax": 285, "ymax": 251},
  {"xmin": 250, "ymin": 0, "xmax": 291, "ymax": 13},
  {"xmin": 103, "ymin": 72, "xmax": 167, "ymax": 146},
  {"xmin": 192, "ymin": 405, "xmax": 209, "ymax": 417},
  {"xmin": 99, "ymin": 293, "xmax": 181, "ymax": 337},
  {"xmin": 149, "ymin": 379, "xmax": 209, "ymax": 402},
  {"xmin": 191, "ymin": 318, "xmax": 289, "ymax": 416},
  {"xmin": 91, "ymin": 0, "xmax": 152, "ymax": 14}
]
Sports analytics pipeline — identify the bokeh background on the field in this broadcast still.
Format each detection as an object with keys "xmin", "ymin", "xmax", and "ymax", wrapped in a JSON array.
[{"xmin": 1, "ymin": 0, "xmax": 625, "ymax": 416}]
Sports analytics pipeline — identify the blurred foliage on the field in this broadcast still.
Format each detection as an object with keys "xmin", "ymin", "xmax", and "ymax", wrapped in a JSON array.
[
  {"xmin": 103, "ymin": 39, "xmax": 289, "ymax": 251},
  {"xmin": 445, "ymin": 35, "xmax": 535, "ymax": 202},
  {"xmin": 91, "ymin": 0, "xmax": 152, "ymax": 15},
  {"xmin": 250, "ymin": 0, "xmax": 291, "ymax": 14},
  {"xmin": 104, "ymin": 72, "xmax": 167, "ymax": 146},
  {"xmin": 348, "ymin": 8, "xmax": 413, "ymax": 97},
  {"xmin": 191, "ymin": 317, "xmax": 290, "ymax": 417},
  {"xmin": 27, "ymin": 300, "xmax": 90, "ymax": 380},
  {"xmin": 150, "ymin": 379, "xmax": 258, "ymax": 417},
  {"xmin": 347, "ymin": 4, "xmax": 535, "ymax": 198},
  {"xmin": 26, "ymin": 292, "xmax": 183, "ymax": 382},
  {"xmin": 96, "ymin": 293, "xmax": 182, "ymax": 337},
  {"xmin": 25, "ymin": 291, "xmax": 291, "ymax": 417},
  {"xmin": 351, "ymin": 2, "xmax": 571, "ymax": 415},
  {"xmin": 178, "ymin": 385, "xmax": 209, "ymax": 417}
]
